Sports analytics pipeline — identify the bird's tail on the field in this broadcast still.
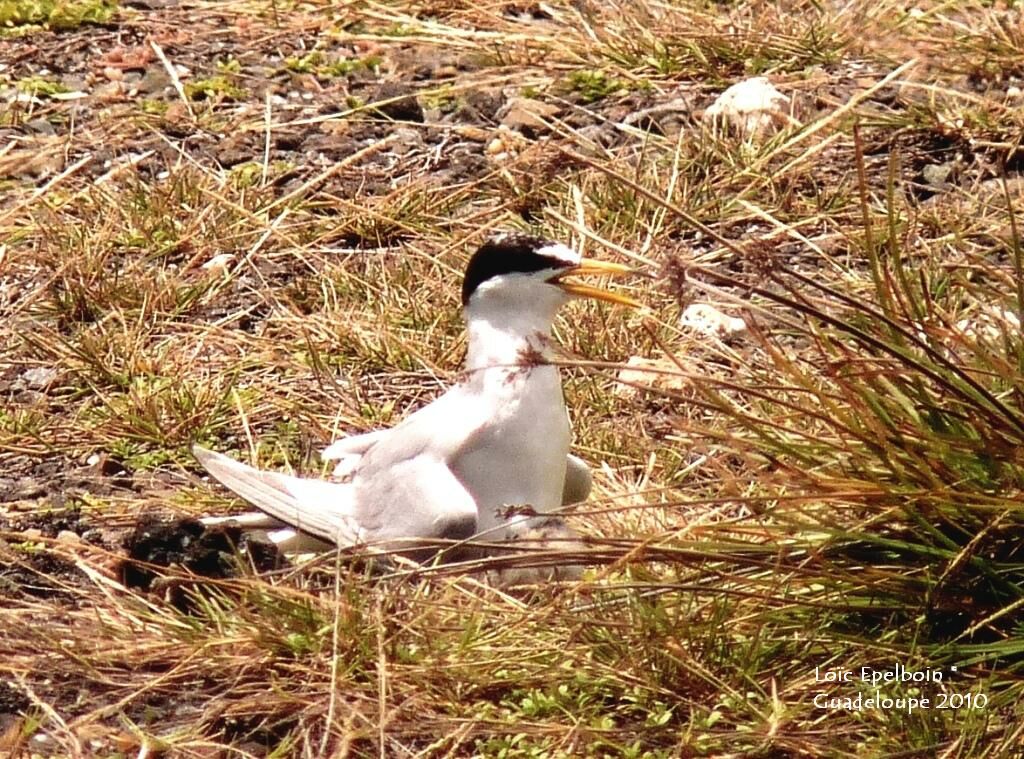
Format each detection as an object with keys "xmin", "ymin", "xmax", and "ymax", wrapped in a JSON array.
[{"xmin": 192, "ymin": 445, "xmax": 361, "ymax": 547}]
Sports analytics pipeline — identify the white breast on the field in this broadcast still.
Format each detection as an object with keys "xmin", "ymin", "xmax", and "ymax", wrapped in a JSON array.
[{"xmin": 450, "ymin": 364, "xmax": 570, "ymax": 537}]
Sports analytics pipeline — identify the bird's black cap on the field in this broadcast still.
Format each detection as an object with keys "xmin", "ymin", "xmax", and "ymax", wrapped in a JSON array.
[{"xmin": 461, "ymin": 234, "xmax": 576, "ymax": 306}]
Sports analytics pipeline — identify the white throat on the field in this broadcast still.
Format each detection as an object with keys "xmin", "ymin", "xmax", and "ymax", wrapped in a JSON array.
[{"xmin": 463, "ymin": 296, "xmax": 562, "ymax": 372}]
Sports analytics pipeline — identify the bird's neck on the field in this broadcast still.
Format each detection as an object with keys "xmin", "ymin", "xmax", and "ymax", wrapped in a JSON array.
[{"xmin": 464, "ymin": 309, "xmax": 556, "ymax": 372}]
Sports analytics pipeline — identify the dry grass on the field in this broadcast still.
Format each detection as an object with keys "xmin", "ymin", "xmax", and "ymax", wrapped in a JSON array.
[{"xmin": 2, "ymin": 0, "xmax": 1024, "ymax": 756}]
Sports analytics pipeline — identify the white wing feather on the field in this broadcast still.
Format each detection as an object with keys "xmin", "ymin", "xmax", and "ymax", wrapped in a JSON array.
[{"xmin": 192, "ymin": 446, "xmax": 362, "ymax": 545}]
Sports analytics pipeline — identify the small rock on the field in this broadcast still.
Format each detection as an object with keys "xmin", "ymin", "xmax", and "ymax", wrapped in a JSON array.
[
  {"xmin": 371, "ymin": 83, "xmax": 424, "ymax": 122},
  {"xmin": 20, "ymin": 528, "xmax": 43, "ymax": 540},
  {"xmin": 704, "ymin": 77, "xmax": 792, "ymax": 139},
  {"xmin": 451, "ymin": 125, "xmax": 491, "ymax": 142},
  {"xmin": 956, "ymin": 308, "xmax": 1021, "ymax": 341},
  {"xmin": 922, "ymin": 162, "xmax": 953, "ymax": 189},
  {"xmin": 390, "ymin": 126, "xmax": 423, "ymax": 155},
  {"xmin": 455, "ymin": 88, "xmax": 503, "ymax": 124},
  {"xmin": 24, "ymin": 118, "xmax": 56, "ymax": 136},
  {"xmin": 620, "ymin": 96, "xmax": 693, "ymax": 136},
  {"xmin": 9, "ymin": 478, "xmax": 46, "ymax": 501},
  {"xmin": 57, "ymin": 530, "xmax": 81, "ymax": 544},
  {"xmin": 681, "ymin": 303, "xmax": 747, "ymax": 338},
  {"xmin": 272, "ymin": 130, "xmax": 303, "ymax": 151},
  {"xmin": 93, "ymin": 81, "xmax": 127, "ymax": 102},
  {"xmin": 162, "ymin": 101, "xmax": 192, "ymax": 130},
  {"xmin": 20, "ymin": 366, "xmax": 58, "ymax": 389},
  {"xmin": 615, "ymin": 355, "xmax": 689, "ymax": 398},
  {"xmin": 59, "ymin": 74, "xmax": 89, "ymax": 92},
  {"xmin": 12, "ymin": 390, "xmax": 43, "ymax": 405},
  {"xmin": 498, "ymin": 96, "xmax": 561, "ymax": 133},
  {"xmin": 202, "ymin": 253, "xmax": 235, "ymax": 272},
  {"xmin": 215, "ymin": 134, "xmax": 254, "ymax": 167}
]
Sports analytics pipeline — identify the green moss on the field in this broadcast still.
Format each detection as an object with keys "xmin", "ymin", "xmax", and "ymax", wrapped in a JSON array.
[
  {"xmin": 139, "ymin": 98, "xmax": 168, "ymax": 116},
  {"xmin": 216, "ymin": 58, "xmax": 241, "ymax": 74},
  {"xmin": 14, "ymin": 75, "xmax": 69, "ymax": 97},
  {"xmin": 283, "ymin": 52, "xmax": 382, "ymax": 78},
  {"xmin": 0, "ymin": 0, "xmax": 117, "ymax": 29},
  {"xmin": 284, "ymin": 51, "xmax": 323, "ymax": 74},
  {"xmin": 230, "ymin": 161, "xmax": 263, "ymax": 188},
  {"xmin": 321, "ymin": 54, "xmax": 381, "ymax": 77},
  {"xmin": 184, "ymin": 75, "xmax": 247, "ymax": 102},
  {"xmin": 564, "ymin": 69, "xmax": 627, "ymax": 103},
  {"xmin": 422, "ymin": 85, "xmax": 455, "ymax": 110}
]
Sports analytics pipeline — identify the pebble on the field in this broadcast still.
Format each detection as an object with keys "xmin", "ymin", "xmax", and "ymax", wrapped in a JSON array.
[
  {"xmin": 390, "ymin": 127, "xmax": 423, "ymax": 155},
  {"xmin": 202, "ymin": 253, "xmax": 235, "ymax": 272},
  {"xmin": 681, "ymin": 303, "xmax": 747, "ymax": 337},
  {"xmin": 705, "ymin": 77, "xmax": 792, "ymax": 139},
  {"xmin": 922, "ymin": 162, "xmax": 953, "ymax": 188},
  {"xmin": 23, "ymin": 118, "xmax": 56, "ymax": 136},
  {"xmin": 93, "ymin": 81, "xmax": 126, "ymax": 101},
  {"xmin": 615, "ymin": 355, "xmax": 688, "ymax": 397},
  {"xmin": 20, "ymin": 366, "xmax": 58, "ymax": 389},
  {"xmin": 499, "ymin": 96, "xmax": 560, "ymax": 132}
]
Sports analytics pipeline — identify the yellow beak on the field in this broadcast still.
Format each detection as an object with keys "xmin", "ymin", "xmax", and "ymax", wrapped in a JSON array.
[{"xmin": 549, "ymin": 259, "xmax": 640, "ymax": 308}]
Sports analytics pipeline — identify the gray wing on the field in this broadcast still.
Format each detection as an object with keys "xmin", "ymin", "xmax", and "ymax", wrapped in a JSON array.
[
  {"xmin": 322, "ymin": 429, "xmax": 386, "ymax": 477},
  {"xmin": 193, "ymin": 445, "xmax": 363, "ymax": 545},
  {"xmin": 323, "ymin": 399, "xmax": 591, "ymax": 507},
  {"xmin": 348, "ymin": 385, "xmax": 485, "ymax": 541},
  {"xmin": 563, "ymin": 454, "xmax": 592, "ymax": 505},
  {"xmin": 194, "ymin": 442, "xmax": 479, "ymax": 547},
  {"xmin": 322, "ymin": 429, "xmax": 387, "ymax": 459},
  {"xmin": 200, "ymin": 512, "xmax": 334, "ymax": 553}
]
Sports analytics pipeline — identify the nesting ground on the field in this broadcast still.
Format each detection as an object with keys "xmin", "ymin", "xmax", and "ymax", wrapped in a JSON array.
[{"xmin": 2, "ymin": 0, "xmax": 1024, "ymax": 756}]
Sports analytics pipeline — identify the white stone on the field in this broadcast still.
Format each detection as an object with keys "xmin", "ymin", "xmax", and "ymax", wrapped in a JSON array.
[
  {"xmin": 705, "ymin": 77, "xmax": 792, "ymax": 138},
  {"xmin": 202, "ymin": 253, "xmax": 235, "ymax": 272},
  {"xmin": 615, "ymin": 355, "xmax": 688, "ymax": 397},
  {"xmin": 680, "ymin": 303, "xmax": 747, "ymax": 337},
  {"xmin": 956, "ymin": 308, "xmax": 1021, "ymax": 341}
]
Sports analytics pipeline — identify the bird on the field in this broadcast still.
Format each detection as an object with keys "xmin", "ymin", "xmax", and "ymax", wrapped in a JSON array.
[{"xmin": 193, "ymin": 233, "xmax": 637, "ymax": 564}]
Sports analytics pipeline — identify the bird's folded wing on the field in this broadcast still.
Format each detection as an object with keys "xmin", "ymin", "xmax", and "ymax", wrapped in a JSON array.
[
  {"xmin": 323, "ymin": 402, "xmax": 592, "ymax": 506},
  {"xmin": 321, "ymin": 429, "xmax": 387, "ymax": 459},
  {"xmin": 200, "ymin": 512, "xmax": 334, "ymax": 553},
  {"xmin": 337, "ymin": 389, "xmax": 486, "ymax": 542},
  {"xmin": 195, "ymin": 441, "xmax": 480, "ymax": 549},
  {"xmin": 192, "ymin": 446, "xmax": 362, "ymax": 546},
  {"xmin": 352, "ymin": 454, "xmax": 480, "ymax": 542},
  {"xmin": 563, "ymin": 454, "xmax": 592, "ymax": 505}
]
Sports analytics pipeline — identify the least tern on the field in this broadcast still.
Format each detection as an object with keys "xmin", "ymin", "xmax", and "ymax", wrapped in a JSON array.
[{"xmin": 194, "ymin": 233, "xmax": 637, "ymax": 559}]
